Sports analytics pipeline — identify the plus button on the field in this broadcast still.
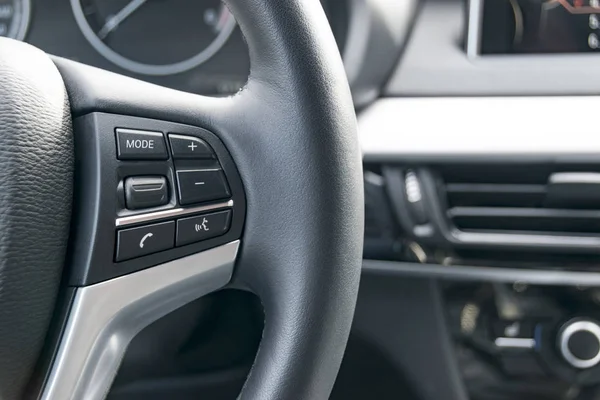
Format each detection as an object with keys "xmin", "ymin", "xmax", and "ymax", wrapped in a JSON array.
[{"xmin": 188, "ymin": 142, "xmax": 197, "ymax": 151}]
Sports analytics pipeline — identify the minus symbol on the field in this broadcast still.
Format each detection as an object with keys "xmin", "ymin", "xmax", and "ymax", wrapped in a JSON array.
[{"xmin": 195, "ymin": 182, "xmax": 205, "ymax": 185}]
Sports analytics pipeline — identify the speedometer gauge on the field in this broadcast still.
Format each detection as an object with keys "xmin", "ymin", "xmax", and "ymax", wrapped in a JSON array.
[
  {"xmin": 71, "ymin": 0, "xmax": 236, "ymax": 76},
  {"xmin": 0, "ymin": 0, "xmax": 30, "ymax": 41}
]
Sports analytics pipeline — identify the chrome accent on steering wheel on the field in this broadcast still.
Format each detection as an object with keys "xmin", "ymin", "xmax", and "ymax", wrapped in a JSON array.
[{"xmin": 41, "ymin": 241, "xmax": 239, "ymax": 400}]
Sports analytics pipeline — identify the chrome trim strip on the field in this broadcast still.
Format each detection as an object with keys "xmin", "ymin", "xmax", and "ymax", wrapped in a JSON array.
[
  {"xmin": 13, "ymin": 0, "xmax": 31, "ymax": 41},
  {"xmin": 549, "ymin": 172, "xmax": 600, "ymax": 185},
  {"xmin": 358, "ymin": 97, "xmax": 600, "ymax": 158},
  {"xmin": 362, "ymin": 259, "xmax": 600, "ymax": 285},
  {"xmin": 41, "ymin": 241, "xmax": 240, "ymax": 400},
  {"xmin": 495, "ymin": 337, "xmax": 536, "ymax": 349},
  {"xmin": 466, "ymin": 0, "xmax": 482, "ymax": 58},
  {"xmin": 176, "ymin": 168, "xmax": 221, "ymax": 173},
  {"xmin": 453, "ymin": 231, "xmax": 600, "ymax": 249},
  {"xmin": 559, "ymin": 321, "xmax": 600, "ymax": 369},
  {"xmin": 114, "ymin": 127, "xmax": 161, "ymax": 135},
  {"xmin": 116, "ymin": 199, "xmax": 234, "ymax": 227}
]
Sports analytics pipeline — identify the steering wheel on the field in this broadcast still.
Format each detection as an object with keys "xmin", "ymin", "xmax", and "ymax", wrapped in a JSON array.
[{"xmin": 0, "ymin": 0, "xmax": 363, "ymax": 399}]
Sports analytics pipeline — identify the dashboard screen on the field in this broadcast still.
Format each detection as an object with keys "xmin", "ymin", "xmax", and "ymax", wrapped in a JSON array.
[{"xmin": 477, "ymin": 0, "xmax": 600, "ymax": 54}]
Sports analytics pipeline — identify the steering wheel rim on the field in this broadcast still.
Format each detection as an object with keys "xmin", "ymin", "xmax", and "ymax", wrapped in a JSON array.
[{"xmin": 0, "ymin": 1, "xmax": 364, "ymax": 399}]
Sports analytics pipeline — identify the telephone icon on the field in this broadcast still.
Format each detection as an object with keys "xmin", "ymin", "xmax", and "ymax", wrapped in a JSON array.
[{"xmin": 139, "ymin": 233, "xmax": 153, "ymax": 248}]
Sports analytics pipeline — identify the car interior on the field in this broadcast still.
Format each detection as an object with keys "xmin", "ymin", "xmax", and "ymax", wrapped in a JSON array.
[{"xmin": 1, "ymin": 0, "xmax": 599, "ymax": 399}]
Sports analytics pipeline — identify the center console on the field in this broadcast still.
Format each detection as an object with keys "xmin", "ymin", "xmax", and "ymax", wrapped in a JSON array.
[
  {"xmin": 444, "ymin": 282, "xmax": 600, "ymax": 399},
  {"xmin": 362, "ymin": 159, "xmax": 600, "ymax": 400}
]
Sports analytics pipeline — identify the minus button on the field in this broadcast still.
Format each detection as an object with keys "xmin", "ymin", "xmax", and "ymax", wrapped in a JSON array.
[{"xmin": 175, "ymin": 169, "xmax": 231, "ymax": 205}]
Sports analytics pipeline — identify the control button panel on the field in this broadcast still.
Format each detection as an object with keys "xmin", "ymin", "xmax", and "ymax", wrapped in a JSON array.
[
  {"xmin": 73, "ymin": 113, "xmax": 245, "ymax": 284},
  {"xmin": 176, "ymin": 169, "xmax": 231, "ymax": 205},
  {"xmin": 168, "ymin": 134, "xmax": 215, "ymax": 159},
  {"xmin": 115, "ymin": 221, "xmax": 175, "ymax": 262},
  {"xmin": 125, "ymin": 176, "xmax": 169, "ymax": 210},
  {"xmin": 116, "ymin": 128, "xmax": 168, "ymax": 160},
  {"xmin": 442, "ymin": 282, "xmax": 600, "ymax": 400},
  {"xmin": 176, "ymin": 210, "xmax": 232, "ymax": 246}
]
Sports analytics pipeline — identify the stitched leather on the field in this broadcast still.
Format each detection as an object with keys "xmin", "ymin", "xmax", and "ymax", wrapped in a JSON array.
[
  {"xmin": 0, "ymin": 38, "xmax": 73, "ymax": 400},
  {"xmin": 54, "ymin": 0, "xmax": 363, "ymax": 398}
]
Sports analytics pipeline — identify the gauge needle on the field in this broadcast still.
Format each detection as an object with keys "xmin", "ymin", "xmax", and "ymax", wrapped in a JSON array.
[{"xmin": 97, "ymin": 0, "xmax": 148, "ymax": 40}]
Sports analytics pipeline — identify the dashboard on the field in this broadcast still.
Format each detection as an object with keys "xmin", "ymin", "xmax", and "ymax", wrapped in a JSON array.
[
  {"xmin": 0, "ymin": 0, "xmax": 348, "ymax": 96},
  {"xmin": 358, "ymin": 1, "xmax": 600, "ymax": 400}
]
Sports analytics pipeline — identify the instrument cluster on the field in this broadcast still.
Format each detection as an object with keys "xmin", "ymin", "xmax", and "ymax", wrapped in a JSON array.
[{"xmin": 6, "ymin": 0, "xmax": 347, "ymax": 95}]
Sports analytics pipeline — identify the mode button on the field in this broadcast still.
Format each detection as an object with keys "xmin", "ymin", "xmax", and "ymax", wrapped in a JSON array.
[{"xmin": 116, "ymin": 128, "xmax": 168, "ymax": 160}]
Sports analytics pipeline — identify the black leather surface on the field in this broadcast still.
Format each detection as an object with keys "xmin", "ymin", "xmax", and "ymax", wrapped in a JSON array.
[
  {"xmin": 0, "ymin": 39, "xmax": 73, "ymax": 399},
  {"xmin": 54, "ymin": 0, "xmax": 363, "ymax": 398}
]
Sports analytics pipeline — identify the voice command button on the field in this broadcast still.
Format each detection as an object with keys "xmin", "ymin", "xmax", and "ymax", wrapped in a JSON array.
[{"xmin": 176, "ymin": 210, "xmax": 232, "ymax": 246}]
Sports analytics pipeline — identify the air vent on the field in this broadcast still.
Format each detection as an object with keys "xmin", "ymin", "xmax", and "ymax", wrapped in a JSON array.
[{"xmin": 441, "ymin": 164, "xmax": 600, "ymax": 236}]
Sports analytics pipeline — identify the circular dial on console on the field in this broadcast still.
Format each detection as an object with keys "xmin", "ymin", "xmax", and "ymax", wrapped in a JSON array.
[
  {"xmin": 70, "ymin": 0, "xmax": 236, "ymax": 76},
  {"xmin": 0, "ymin": 0, "xmax": 30, "ymax": 40},
  {"xmin": 558, "ymin": 319, "xmax": 600, "ymax": 369}
]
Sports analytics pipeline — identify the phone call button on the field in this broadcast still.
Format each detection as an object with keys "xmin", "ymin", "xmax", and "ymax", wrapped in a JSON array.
[{"xmin": 116, "ymin": 221, "xmax": 175, "ymax": 262}]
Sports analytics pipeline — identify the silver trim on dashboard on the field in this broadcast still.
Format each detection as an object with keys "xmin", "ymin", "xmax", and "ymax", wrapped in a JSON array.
[
  {"xmin": 495, "ymin": 337, "xmax": 536, "ymax": 349},
  {"xmin": 116, "ymin": 199, "xmax": 234, "ymax": 227},
  {"xmin": 466, "ymin": 0, "xmax": 482, "ymax": 58},
  {"xmin": 453, "ymin": 231, "xmax": 600, "ymax": 249},
  {"xmin": 549, "ymin": 172, "xmax": 600, "ymax": 185},
  {"xmin": 358, "ymin": 97, "xmax": 600, "ymax": 159},
  {"xmin": 362, "ymin": 259, "xmax": 600, "ymax": 286},
  {"xmin": 41, "ymin": 241, "xmax": 240, "ymax": 400}
]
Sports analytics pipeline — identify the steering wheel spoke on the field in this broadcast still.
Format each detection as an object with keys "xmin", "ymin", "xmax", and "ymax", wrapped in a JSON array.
[
  {"xmin": 35, "ymin": 79, "xmax": 247, "ymax": 400},
  {"xmin": 42, "ymin": 242, "xmax": 239, "ymax": 400}
]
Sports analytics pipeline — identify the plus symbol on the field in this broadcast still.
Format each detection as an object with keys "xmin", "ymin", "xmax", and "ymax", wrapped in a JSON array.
[{"xmin": 188, "ymin": 142, "xmax": 197, "ymax": 151}]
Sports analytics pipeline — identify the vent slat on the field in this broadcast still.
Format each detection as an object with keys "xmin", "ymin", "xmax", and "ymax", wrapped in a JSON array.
[
  {"xmin": 448, "ymin": 207, "xmax": 600, "ymax": 219},
  {"xmin": 442, "ymin": 169, "xmax": 600, "ymax": 235},
  {"xmin": 445, "ymin": 184, "xmax": 547, "ymax": 193},
  {"xmin": 450, "ymin": 207, "xmax": 600, "ymax": 233},
  {"xmin": 446, "ymin": 184, "xmax": 547, "ymax": 208},
  {"xmin": 452, "ymin": 214, "xmax": 600, "ymax": 234}
]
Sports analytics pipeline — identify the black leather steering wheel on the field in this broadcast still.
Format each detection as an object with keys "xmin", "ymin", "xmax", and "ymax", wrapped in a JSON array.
[{"xmin": 0, "ymin": 1, "xmax": 363, "ymax": 399}]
